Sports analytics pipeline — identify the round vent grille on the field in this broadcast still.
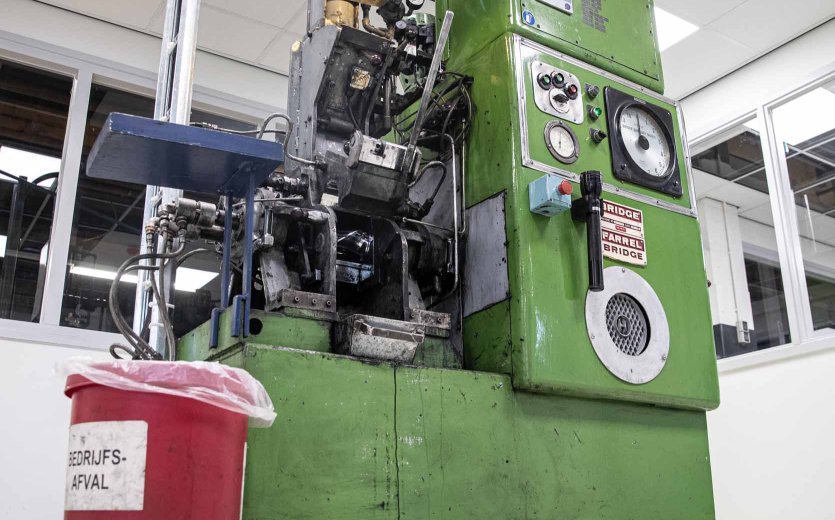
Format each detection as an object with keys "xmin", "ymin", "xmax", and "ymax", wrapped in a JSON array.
[
  {"xmin": 585, "ymin": 267, "xmax": 670, "ymax": 385},
  {"xmin": 605, "ymin": 293, "xmax": 649, "ymax": 356}
]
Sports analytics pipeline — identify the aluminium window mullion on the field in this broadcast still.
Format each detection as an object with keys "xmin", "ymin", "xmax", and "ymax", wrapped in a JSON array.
[
  {"xmin": 758, "ymin": 104, "xmax": 816, "ymax": 343},
  {"xmin": 39, "ymin": 69, "xmax": 93, "ymax": 326}
]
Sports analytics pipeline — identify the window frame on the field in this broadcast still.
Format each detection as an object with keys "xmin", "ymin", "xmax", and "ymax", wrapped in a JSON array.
[
  {"xmin": 691, "ymin": 61, "xmax": 835, "ymax": 373},
  {"xmin": 0, "ymin": 29, "xmax": 278, "ymax": 350}
]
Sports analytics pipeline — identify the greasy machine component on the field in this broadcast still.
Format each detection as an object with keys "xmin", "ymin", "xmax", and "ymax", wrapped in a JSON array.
[
  {"xmin": 571, "ymin": 171, "xmax": 605, "ymax": 292},
  {"xmin": 605, "ymin": 86, "xmax": 682, "ymax": 197},
  {"xmin": 585, "ymin": 267, "xmax": 670, "ymax": 384},
  {"xmin": 530, "ymin": 61, "xmax": 584, "ymax": 124}
]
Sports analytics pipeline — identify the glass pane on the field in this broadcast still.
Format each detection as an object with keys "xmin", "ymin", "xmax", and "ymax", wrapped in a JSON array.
[
  {"xmin": 693, "ymin": 115, "xmax": 793, "ymax": 358},
  {"xmin": 0, "ymin": 59, "xmax": 72, "ymax": 322},
  {"xmin": 61, "ymin": 84, "xmax": 254, "ymax": 335},
  {"xmin": 774, "ymin": 79, "xmax": 835, "ymax": 333},
  {"xmin": 692, "ymin": 129, "xmax": 765, "ymax": 184}
]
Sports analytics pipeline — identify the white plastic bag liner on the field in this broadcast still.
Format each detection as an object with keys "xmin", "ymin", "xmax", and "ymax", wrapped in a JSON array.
[{"xmin": 59, "ymin": 359, "xmax": 276, "ymax": 428}]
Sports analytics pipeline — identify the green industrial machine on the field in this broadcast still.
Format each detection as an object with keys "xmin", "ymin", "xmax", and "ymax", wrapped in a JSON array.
[{"xmin": 169, "ymin": 0, "xmax": 719, "ymax": 517}]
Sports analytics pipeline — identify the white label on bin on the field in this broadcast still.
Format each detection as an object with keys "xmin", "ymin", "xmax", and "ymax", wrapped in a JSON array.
[{"xmin": 65, "ymin": 421, "xmax": 148, "ymax": 511}]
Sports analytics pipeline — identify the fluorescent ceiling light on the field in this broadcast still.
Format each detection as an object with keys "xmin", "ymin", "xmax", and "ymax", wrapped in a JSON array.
[
  {"xmin": 40, "ymin": 243, "xmax": 49, "ymax": 266},
  {"xmin": 0, "ymin": 146, "xmax": 61, "ymax": 186},
  {"xmin": 69, "ymin": 265, "xmax": 218, "ymax": 293},
  {"xmin": 772, "ymin": 88, "xmax": 835, "ymax": 146},
  {"xmin": 654, "ymin": 7, "xmax": 699, "ymax": 52},
  {"xmin": 0, "ymin": 235, "xmax": 6, "ymax": 258}
]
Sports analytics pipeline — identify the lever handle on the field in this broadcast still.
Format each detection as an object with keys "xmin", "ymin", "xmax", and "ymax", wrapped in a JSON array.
[{"xmin": 571, "ymin": 171, "xmax": 605, "ymax": 292}]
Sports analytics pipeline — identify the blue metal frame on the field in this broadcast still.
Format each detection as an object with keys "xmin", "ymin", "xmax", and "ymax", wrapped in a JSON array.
[{"xmin": 83, "ymin": 112, "xmax": 285, "ymax": 349}]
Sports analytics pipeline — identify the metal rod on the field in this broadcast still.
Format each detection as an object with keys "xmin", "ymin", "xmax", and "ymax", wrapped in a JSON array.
[
  {"xmin": 134, "ymin": 0, "xmax": 203, "ymax": 354},
  {"xmin": 220, "ymin": 193, "xmax": 233, "ymax": 308},
  {"xmin": 407, "ymin": 11, "xmax": 454, "ymax": 150},
  {"xmin": 243, "ymin": 175, "xmax": 256, "ymax": 337}
]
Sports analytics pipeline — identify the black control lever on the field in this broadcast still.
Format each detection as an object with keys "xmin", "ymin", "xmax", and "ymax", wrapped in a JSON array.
[{"xmin": 571, "ymin": 171, "xmax": 605, "ymax": 292}]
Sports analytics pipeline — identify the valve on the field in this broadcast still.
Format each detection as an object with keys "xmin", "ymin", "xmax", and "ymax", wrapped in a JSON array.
[{"xmin": 571, "ymin": 171, "xmax": 605, "ymax": 292}]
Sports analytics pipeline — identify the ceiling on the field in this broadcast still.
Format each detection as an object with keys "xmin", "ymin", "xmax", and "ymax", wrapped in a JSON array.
[
  {"xmin": 34, "ymin": 0, "xmax": 835, "ymax": 100},
  {"xmin": 656, "ymin": 0, "xmax": 835, "ymax": 98}
]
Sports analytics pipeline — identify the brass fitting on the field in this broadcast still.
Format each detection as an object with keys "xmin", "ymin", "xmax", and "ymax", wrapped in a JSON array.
[{"xmin": 325, "ymin": 1, "xmax": 358, "ymax": 28}]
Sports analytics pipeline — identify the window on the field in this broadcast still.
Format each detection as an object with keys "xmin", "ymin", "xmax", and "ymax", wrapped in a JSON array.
[
  {"xmin": 60, "ymin": 84, "xmax": 254, "ymax": 335},
  {"xmin": 0, "ymin": 59, "xmax": 72, "ymax": 323},
  {"xmin": 772, "ymin": 79, "xmax": 835, "ymax": 334},
  {"xmin": 693, "ymin": 115, "xmax": 792, "ymax": 358}
]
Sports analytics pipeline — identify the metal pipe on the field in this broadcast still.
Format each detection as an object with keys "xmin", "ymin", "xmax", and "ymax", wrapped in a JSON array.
[{"xmin": 407, "ymin": 11, "xmax": 455, "ymax": 150}]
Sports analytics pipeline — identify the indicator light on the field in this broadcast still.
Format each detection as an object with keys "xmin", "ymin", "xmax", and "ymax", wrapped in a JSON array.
[
  {"xmin": 558, "ymin": 180, "xmax": 573, "ymax": 196},
  {"xmin": 537, "ymin": 73, "xmax": 553, "ymax": 90},
  {"xmin": 565, "ymin": 84, "xmax": 579, "ymax": 100},
  {"xmin": 589, "ymin": 106, "xmax": 602, "ymax": 121},
  {"xmin": 552, "ymin": 72, "xmax": 566, "ymax": 88}
]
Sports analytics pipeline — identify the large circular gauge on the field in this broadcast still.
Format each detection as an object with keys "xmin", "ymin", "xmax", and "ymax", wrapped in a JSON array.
[
  {"xmin": 544, "ymin": 120, "xmax": 579, "ymax": 164},
  {"xmin": 618, "ymin": 105, "xmax": 673, "ymax": 178},
  {"xmin": 604, "ymin": 86, "xmax": 682, "ymax": 198}
]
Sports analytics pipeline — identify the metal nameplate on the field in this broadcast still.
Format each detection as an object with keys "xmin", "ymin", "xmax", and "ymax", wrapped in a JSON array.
[{"xmin": 538, "ymin": 0, "xmax": 574, "ymax": 15}]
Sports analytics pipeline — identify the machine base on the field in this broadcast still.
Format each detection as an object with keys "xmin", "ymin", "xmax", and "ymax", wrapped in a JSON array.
[{"xmin": 182, "ymin": 341, "xmax": 715, "ymax": 519}]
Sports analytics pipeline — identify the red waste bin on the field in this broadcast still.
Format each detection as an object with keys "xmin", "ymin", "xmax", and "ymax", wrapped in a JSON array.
[{"xmin": 62, "ymin": 361, "xmax": 275, "ymax": 519}]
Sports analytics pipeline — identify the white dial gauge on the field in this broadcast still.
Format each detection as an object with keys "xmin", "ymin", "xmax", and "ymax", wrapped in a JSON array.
[
  {"xmin": 544, "ymin": 121, "xmax": 579, "ymax": 164},
  {"xmin": 618, "ymin": 105, "xmax": 672, "ymax": 177}
]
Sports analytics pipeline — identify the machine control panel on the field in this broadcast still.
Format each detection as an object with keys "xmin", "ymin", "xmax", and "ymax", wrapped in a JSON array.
[{"xmin": 531, "ymin": 61, "xmax": 585, "ymax": 124}]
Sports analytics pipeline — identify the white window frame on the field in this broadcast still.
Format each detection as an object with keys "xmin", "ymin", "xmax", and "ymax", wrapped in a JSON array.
[
  {"xmin": 690, "ymin": 61, "xmax": 835, "ymax": 373},
  {"xmin": 0, "ymin": 29, "xmax": 281, "ymax": 351}
]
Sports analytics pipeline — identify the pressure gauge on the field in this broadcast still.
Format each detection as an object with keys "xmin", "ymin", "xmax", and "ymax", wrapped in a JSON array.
[
  {"xmin": 604, "ymin": 87, "xmax": 682, "ymax": 197},
  {"xmin": 619, "ymin": 106, "xmax": 672, "ymax": 177},
  {"xmin": 544, "ymin": 120, "xmax": 579, "ymax": 164}
]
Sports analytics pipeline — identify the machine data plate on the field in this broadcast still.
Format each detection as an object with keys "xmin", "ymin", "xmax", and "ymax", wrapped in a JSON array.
[{"xmin": 537, "ymin": 0, "xmax": 574, "ymax": 15}]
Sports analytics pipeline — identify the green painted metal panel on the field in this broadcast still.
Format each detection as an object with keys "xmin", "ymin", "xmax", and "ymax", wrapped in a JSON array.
[
  {"xmin": 177, "ymin": 308, "xmax": 332, "ymax": 362},
  {"xmin": 395, "ymin": 363, "xmax": 715, "ymax": 518},
  {"xmin": 437, "ymin": 0, "xmax": 664, "ymax": 93},
  {"xmin": 457, "ymin": 35, "xmax": 719, "ymax": 410},
  {"xmin": 240, "ymin": 347, "xmax": 398, "ymax": 519},
  {"xmin": 183, "ymin": 347, "xmax": 714, "ymax": 518}
]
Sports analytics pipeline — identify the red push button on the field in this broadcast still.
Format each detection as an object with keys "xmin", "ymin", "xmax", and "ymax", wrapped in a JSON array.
[{"xmin": 558, "ymin": 180, "xmax": 573, "ymax": 195}]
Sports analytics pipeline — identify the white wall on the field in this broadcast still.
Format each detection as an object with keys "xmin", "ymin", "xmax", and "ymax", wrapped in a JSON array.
[
  {"xmin": 708, "ymin": 350, "xmax": 835, "ymax": 519},
  {"xmin": 0, "ymin": 340, "xmax": 110, "ymax": 518},
  {"xmin": 682, "ymin": 17, "xmax": 835, "ymax": 520}
]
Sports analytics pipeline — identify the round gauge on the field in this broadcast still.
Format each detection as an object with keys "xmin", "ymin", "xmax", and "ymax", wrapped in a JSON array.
[
  {"xmin": 618, "ymin": 105, "xmax": 673, "ymax": 178},
  {"xmin": 544, "ymin": 121, "xmax": 579, "ymax": 164}
]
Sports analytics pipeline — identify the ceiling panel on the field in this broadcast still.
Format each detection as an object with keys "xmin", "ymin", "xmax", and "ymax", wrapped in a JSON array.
[
  {"xmin": 202, "ymin": 0, "xmax": 307, "ymax": 29},
  {"xmin": 662, "ymin": 28, "xmax": 758, "ymax": 99},
  {"xmin": 40, "ymin": 0, "xmax": 164, "ymax": 30},
  {"xmin": 196, "ymin": 6, "xmax": 281, "ymax": 62},
  {"xmin": 258, "ymin": 32, "xmax": 303, "ymax": 74},
  {"xmin": 706, "ymin": 0, "xmax": 835, "ymax": 52},
  {"xmin": 656, "ymin": 0, "xmax": 748, "ymax": 26}
]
